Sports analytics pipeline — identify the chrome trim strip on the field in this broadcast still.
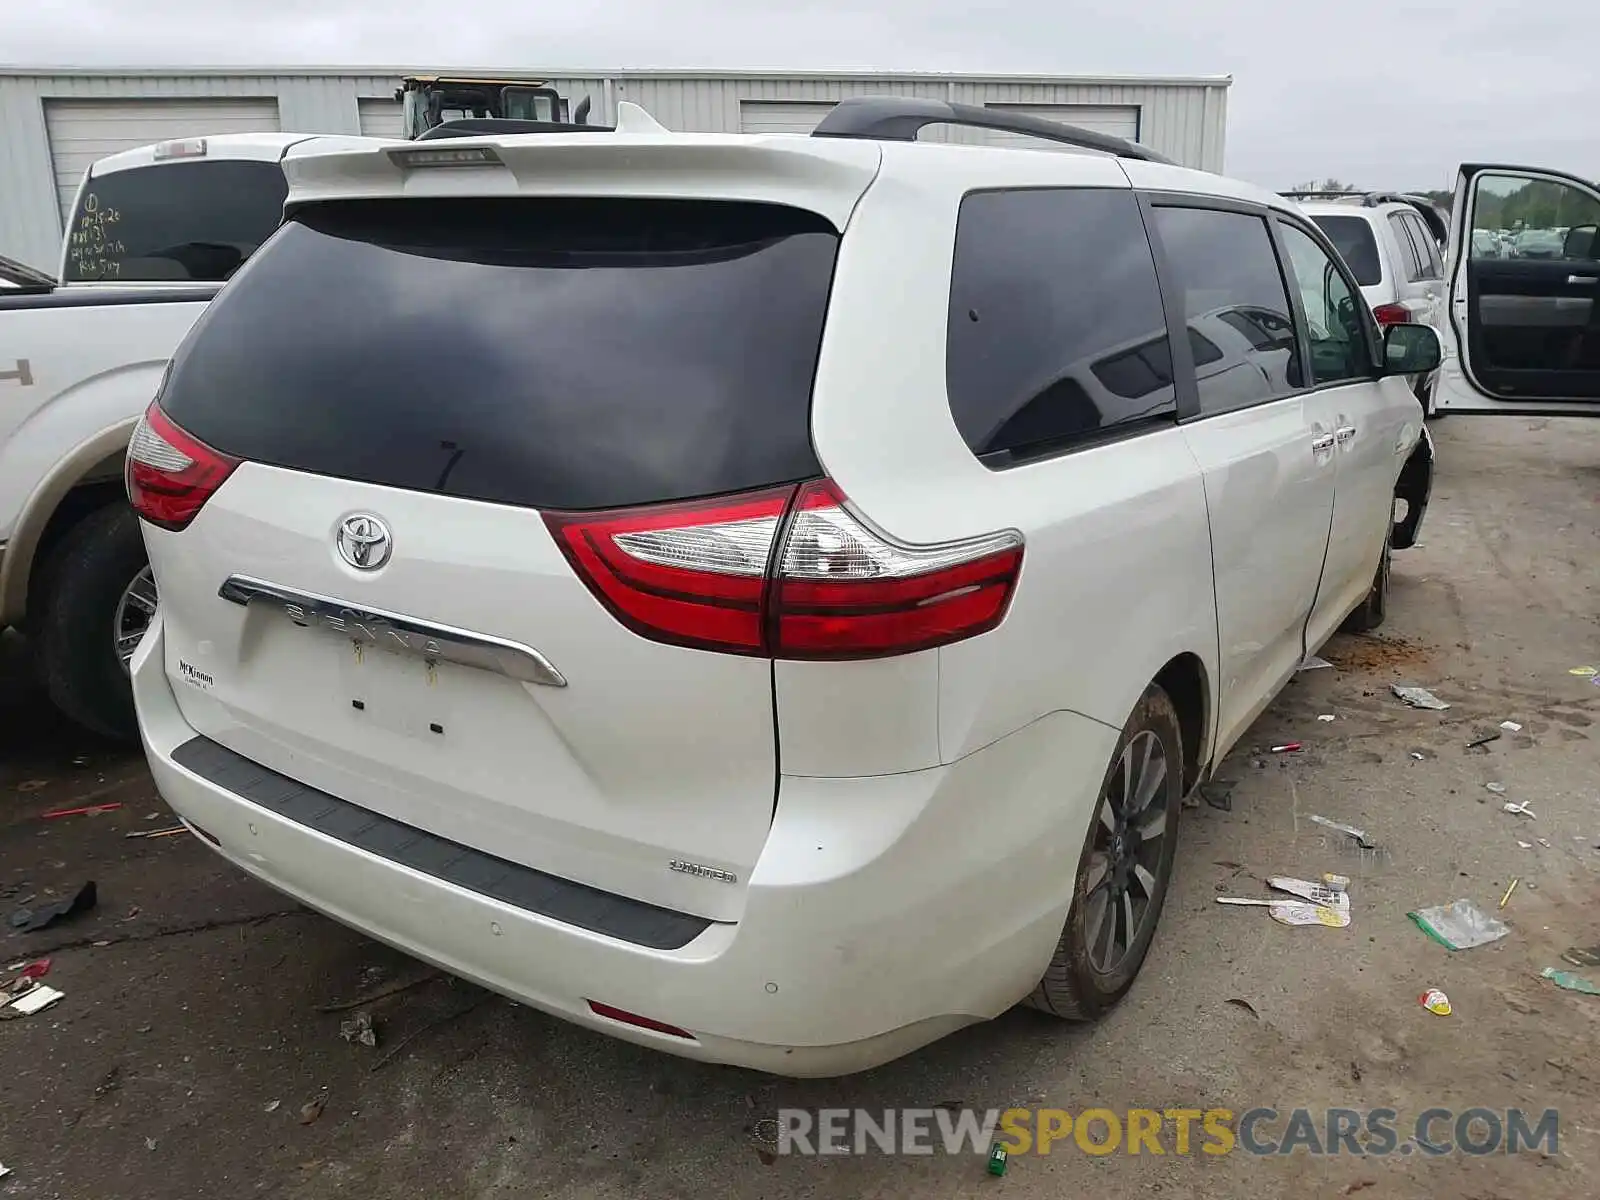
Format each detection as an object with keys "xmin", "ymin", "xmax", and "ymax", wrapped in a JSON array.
[{"xmin": 217, "ymin": 574, "xmax": 567, "ymax": 688}]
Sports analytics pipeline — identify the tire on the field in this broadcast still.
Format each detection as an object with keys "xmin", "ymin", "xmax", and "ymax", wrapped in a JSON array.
[
  {"xmin": 1341, "ymin": 535, "xmax": 1390, "ymax": 634},
  {"xmin": 32, "ymin": 503, "xmax": 152, "ymax": 742},
  {"xmin": 1026, "ymin": 683, "xmax": 1184, "ymax": 1021}
]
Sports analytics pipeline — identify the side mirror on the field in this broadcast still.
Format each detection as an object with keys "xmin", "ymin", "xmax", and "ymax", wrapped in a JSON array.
[
  {"xmin": 1563, "ymin": 224, "xmax": 1597, "ymax": 260},
  {"xmin": 1383, "ymin": 323, "xmax": 1442, "ymax": 376}
]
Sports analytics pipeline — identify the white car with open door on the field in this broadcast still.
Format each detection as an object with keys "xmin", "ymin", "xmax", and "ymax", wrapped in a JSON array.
[{"xmin": 1434, "ymin": 163, "xmax": 1600, "ymax": 414}]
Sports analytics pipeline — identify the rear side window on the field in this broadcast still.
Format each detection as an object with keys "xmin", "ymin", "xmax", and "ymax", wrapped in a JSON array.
[
  {"xmin": 946, "ymin": 188, "xmax": 1176, "ymax": 464},
  {"xmin": 1404, "ymin": 212, "xmax": 1443, "ymax": 278},
  {"xmin": 1149, "ymin": 205, "xmax": 1301, "ymax": 416},
  {"xmin": 159, "ymin": 198, "xmax": 836, "ymax": 511},
  {"xmin": 63, "ymin": 160, "xmax": 287, "ymax": 283},
  {"xmin": 1387, "ymin": 214, "xmax": 1425, "ymax": 282},
  {"xmin": 1309, "ymin": 214, "xmax": 1382, "ymax": 287}
]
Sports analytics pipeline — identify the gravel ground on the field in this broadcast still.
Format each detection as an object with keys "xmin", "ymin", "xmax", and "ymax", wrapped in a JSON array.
[{"xmin": 2, "ymin": 414, "xmax": 1598, "ymax": 1199}]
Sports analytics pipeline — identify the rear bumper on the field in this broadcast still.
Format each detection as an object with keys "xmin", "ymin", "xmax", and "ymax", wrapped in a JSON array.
[{"xmin": 133, "ymin": 615, "xmax": 1115, "ymax": 1076}]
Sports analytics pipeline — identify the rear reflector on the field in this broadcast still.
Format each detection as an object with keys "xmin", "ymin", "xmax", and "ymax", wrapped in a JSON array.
[
  {"xmin": 125, "ymin": 400, "xmax": 241, "ymax": 532},
  {"xmin": 1372, "ymin": 302, "xmax": 1412, "ymax": 327},
  {"xmin": 586, "ymin": 1000, "xmax": 694, "ymax": 1039},
  {"xmin": 545, "ymin": 478, "xmax": 1023, "ymax": 660}
]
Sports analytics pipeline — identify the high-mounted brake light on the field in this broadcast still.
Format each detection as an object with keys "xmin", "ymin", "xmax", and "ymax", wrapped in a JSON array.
[
  {"xmin": 125, "ymin": 401, "xmax": 240, "ymax": 532},
  {"xmin": 388, "ymin": 145, "xmax": 503, "ymax": 169},
  {"xmin": 1372, "ymin": 302, "xmax": 1412, "ymax": 327},
  {"xmin": 545, "ymin": 479, "xmax": 1023, "ymax": 660},
  {"xmin": 152, "ymin": 138, "xmax": 208, "ymax": 161}
]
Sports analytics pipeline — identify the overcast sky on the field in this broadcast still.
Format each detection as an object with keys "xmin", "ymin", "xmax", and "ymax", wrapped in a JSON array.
[{"xmin": 0, "ymin": 0, "xmax": 1592, "ymax": 188}]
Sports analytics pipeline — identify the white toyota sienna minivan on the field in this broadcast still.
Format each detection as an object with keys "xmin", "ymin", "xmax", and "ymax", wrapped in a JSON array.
[{"xmin": 127, "ymin": 98, "xmax": 1440, "ymax": 1075}]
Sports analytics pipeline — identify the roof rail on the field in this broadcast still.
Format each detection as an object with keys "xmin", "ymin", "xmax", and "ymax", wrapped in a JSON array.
[
  {"xmin": 1279, "ymin": 189, "xmax": 1369, "ymax": 202},
  {"xmin": 810, "ymin": 96, "xmax": 1174, "ymax": 164}
]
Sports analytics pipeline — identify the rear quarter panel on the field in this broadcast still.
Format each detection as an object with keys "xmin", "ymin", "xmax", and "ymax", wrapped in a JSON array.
[{"xmin": 805, "ymin": 151, "xmax": 1220, "ymax": 767}]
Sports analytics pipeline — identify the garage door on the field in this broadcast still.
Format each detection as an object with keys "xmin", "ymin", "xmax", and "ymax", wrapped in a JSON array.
[
  {"xmin": 738, "ymin": 101, "xmax": 838, "ymax": 135},
  {"xmin": 978, "ymin": 104, "xmax": 1140, "ymax": 152},
  {"xmin": 358, "ymin": 97, "xmax": 405, "ymax": 139},
  {"xmin": 45, "ymin": 98, "xmax": 281, "ymax": 220}
]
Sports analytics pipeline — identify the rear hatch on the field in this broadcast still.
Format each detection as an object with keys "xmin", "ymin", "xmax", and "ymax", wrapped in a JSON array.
[
  {"xmin": 61, "ymin": 154, "xmax": 289, "ymax": 284},
  {"xmin": 144, "ymin": 193, "xmax": 844, "ymax": 921}
]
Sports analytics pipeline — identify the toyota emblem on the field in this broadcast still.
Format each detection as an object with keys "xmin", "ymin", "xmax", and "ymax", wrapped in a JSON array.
[{"xmin": 336, "ymin": 514, "xmax": 393, "ymax": 571}]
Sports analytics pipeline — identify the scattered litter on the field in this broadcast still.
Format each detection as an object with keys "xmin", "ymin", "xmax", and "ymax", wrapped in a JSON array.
[
  {"xmin": 1501, "ymin": 721, "xmax": 1523, "ymax": 733},
  {"xmin": 0, "ymin": 1163, "xmax": 8, "ymax": 1178},
  {"xmin": 1518, "ymin": 841, "xmax": 1533, "ymax": 849},
  {"xmin": 1217, "ymin": 875, "xmax": 1351, "ymax": 928},
  {"xmin": 1419, "ymin": 988, "xmax": 1452, "ymax": 1016},
  {"xmin": 339, "ymin": 1012, "xmax": 377, "ymax": 1048},
  {"xmin": 1317, "ymin": 714, "xmax": 1337, "ymax": 722},
  {"xmin": 1503, "ymin": 801, "xmax": 1536, "ymax": 818},
  {"xmin": 1500, "ymin": 878, "xmax": 1520, "ymax": 909},
  {"xmin": 1467, "ymin": 730, "xmax": 1502, "ymax": 749},
  {"xmin": 40, "ymin": 803, "xmax": 122, "ymax": 820},
  {"xmin": 11, "ymin": 960, "xmax": 51, "ymax": 985},
  {"xmin": 1408, "ymin": 899, "xmax": 1510, "ymax": 950},
  {"xmin": 987, "ymin": 1142, "xmax": 1008, "ymax": 1177},
  {"xmin": 2, "ymin": 984, "xmax": 65, "ymax": 1017},
  {"xmin": 1298, "ymin": 655, "xmax": 1333, "ymax": 672},
  {"xmin": 1541, "ymin": 968, "xmax": 1600, "ymax": 996},
  {"xmin": 125, "ymin": 825, "xmax": 185, "ymax": 839},
  {"xmin": 1537, "ymin": 837, "xmax": 1551, "ymax": 848},
  {"xmin": 1561, "ymin": 945, "xmax": 1600, "ymax": 968},
  {"xmin": 298, "ymin": 1095, "xmax": 327, "ymax": 1125},
  {"xmin": 17, "ymin": 780, "xmax": 49, "ymax": 792},
  {"xmin": 264, "ymin": 1100, "xmax": 282, "ymax": 1114},
  {"xmin": 1342, "ymin": 1181, "xmax": 1376, "ymax": 1196},
  {"xmin": 1271, "ymin": 742, "xmax": 1302, "ymax": 754},
  {"xmin": 1308, "ymin": 814, "xmax": 1376, "ymax": 850},
  {"xmin": 145, "ymin": 1138, "xmax": 157, "ymax": 1152},
  {"xmin": 1485, "ymin": 782, "xmax": 1507, "ymax": 794},
  {"xmin": 1199, "ymin": 781, "xmax": 1234, "ymax": 812},
  {"xmin": 1568, "ymin": 666, "xmax": 1598, "ymax": 677},
  {"xmin": 1225, "ymin": 997, "xmax": 1259, "ymax": 1018},
  {"xmin": 1393, "ymin": 685, "xmax": 1450, "ymax": 710},
  {"xmin": 1410, "ymin": 751, "xmax": 1425, "ymax": 760},
  {"xmin": 8, "ymin": 881, "xmax": 97, "ymax": 933}
]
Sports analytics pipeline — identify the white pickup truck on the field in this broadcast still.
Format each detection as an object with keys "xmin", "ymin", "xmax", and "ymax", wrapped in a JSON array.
[{"xmin": 0, "ymin": 132, "xmax": 379, "ymax": 739}]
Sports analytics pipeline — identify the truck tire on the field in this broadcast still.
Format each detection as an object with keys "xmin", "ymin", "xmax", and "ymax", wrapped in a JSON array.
[
  {"xmin": 1025, "ymin": 683, "xmax": 1183, "ymax": 1021},
  {"xmin": 33, "ymin": 503, "xmax": 152, "ymax": 742}
]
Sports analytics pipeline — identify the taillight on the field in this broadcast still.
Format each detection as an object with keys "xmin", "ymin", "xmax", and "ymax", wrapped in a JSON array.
[
  {"xmin": 125, "ymin": 401, "xmax": 241, "ymax": 532},
  {"xmin": 1372, "ymin": 303, "xmax": 1412, "ymax": 327},
  {"xmin": 544, "ymin": 479, "xmax": 1023, "ymax": 660}
]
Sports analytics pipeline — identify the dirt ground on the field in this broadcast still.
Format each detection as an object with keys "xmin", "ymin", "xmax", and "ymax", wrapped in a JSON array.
[{"xmin": 3, "ymin": 415, "xmax": 1599, "ymax": 1200}]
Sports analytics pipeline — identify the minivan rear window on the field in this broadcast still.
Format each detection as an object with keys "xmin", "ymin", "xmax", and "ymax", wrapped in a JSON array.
[
  {"xmin": 1308, "ymin": 214, "xmax": 1381, "ymax": 286},
  {"xmin": 63, "ymin": 160, "xmax": 287, "ymax": 283},
  {"xmin": 159, "ymin": 197, "xmax": 838, "ymax": 511}
]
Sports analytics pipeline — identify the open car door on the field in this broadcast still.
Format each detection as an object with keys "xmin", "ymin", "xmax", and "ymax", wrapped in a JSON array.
[{"xmin": 1434, "ymin": 163, "xmax": 1600, "ymax": 414}]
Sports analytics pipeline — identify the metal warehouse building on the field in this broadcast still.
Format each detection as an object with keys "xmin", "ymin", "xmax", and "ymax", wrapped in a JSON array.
[{"xmin": 0, "ymin": 67, "xmax": 1230, "ymax": 271}]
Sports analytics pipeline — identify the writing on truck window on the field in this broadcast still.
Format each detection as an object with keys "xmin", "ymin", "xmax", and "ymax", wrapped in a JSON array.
[{"xmin": 68, "ymin": 192, "xmax": 127, "ymax": 280}]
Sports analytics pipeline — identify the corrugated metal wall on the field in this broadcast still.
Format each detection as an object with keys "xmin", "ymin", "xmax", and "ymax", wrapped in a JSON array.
[{"xmin": 0, "ymin": 69, "xmax": 1228, "ymax": 272}]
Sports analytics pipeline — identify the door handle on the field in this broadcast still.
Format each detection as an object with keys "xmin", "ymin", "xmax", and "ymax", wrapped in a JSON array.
[
  {"xmin": 1311, "ymin": 434, "xmax": 1336, "ymax": 453},
  {"xmin": 1568, "ymin": 274, "xmax": 1597, "ymax": 285},
  {"xmin": 1336, "ymin": 426, "xmax": 1357, "ymax": 444}
]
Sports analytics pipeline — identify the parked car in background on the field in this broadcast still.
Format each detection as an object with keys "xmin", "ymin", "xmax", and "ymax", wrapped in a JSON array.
[
  {"xmin": 129, "ymin": 98, "xmax": 1440, "ymax": 1076},
  {"xmin": 0, "ymin": 132, "xmax": 376, "ymax": 739},
  {"xmin": 1285, "ymin": 191, "xmax": 1450, "ymax": 413}
]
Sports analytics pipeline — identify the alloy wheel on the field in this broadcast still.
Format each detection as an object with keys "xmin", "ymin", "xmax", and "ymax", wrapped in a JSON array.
[
  {"xmin": 114, "ymin": 565, "xmax": 158, "ymax": 672},
  {"xmin": 1082, "ymin": 729, "xmax": 1171, "ymax": 975}
]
